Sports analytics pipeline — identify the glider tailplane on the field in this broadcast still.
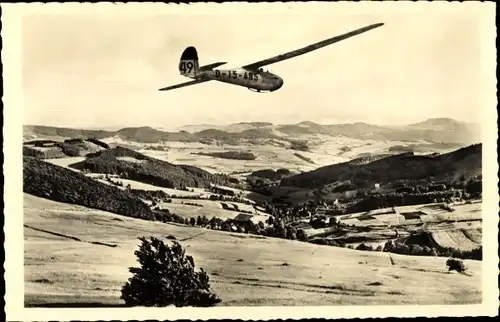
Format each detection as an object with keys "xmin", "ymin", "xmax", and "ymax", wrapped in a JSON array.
[
  {"xmin": 158, "ymin": 79, "xmax": 210, "ymax": 92},
  {"xmin": 179, "ymin": 46, "xmax": 200, "ymax": 78},
  {"xmin": 199, "ymin": 62, "xmax": 227, "ymax": 71}
]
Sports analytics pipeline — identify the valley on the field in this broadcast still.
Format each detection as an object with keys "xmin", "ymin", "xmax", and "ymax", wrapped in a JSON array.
[{"xmin": 22, "ymin": 117, "xmax": 484, "ymax": 307}]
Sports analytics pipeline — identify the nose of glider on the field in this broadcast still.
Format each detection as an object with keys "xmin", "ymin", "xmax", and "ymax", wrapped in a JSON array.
[{"xmin": 276, "ymin": 77, "xmax": 284, "ymax": 90}]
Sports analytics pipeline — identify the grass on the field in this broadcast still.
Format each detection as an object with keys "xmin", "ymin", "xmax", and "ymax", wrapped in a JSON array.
[
  {"xmin": 155, "ymin": 198, "xmax": 269, "ymax": 220},
  {"xmin": 44, "ymin": 157, "xmax": 87, "ymax": 169},
  {"xmin": 430, "ymin": 230, "xmax": 481, "ymax": 251},
  {"xmin": 101, "ymin": 177, "xmax": 205, "ymax": 197},
  {"xmin": 24, "ymin": 193, "xmax": 481, "ymax": 307},
  {"xmin": 136, "ymin": 137, "xmax": 412, "ymax": 176},
  {"xmin": 336, "ymin": 202, "xmax": 482, "ymax": 251}
]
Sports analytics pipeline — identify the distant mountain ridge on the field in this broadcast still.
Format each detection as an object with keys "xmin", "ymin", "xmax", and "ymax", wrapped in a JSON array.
[{"xmin": 24, "ymin": 117, "xmax": 481, "ymax": 145}]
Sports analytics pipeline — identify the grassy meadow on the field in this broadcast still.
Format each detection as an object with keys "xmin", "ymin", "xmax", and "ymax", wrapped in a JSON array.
[{"xmin": 24, "ymin": 193, "xmax": 481, "ymax": 307}]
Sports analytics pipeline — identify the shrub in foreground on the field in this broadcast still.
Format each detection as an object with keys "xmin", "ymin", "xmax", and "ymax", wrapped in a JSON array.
[
  {"xmin": 446, "ymin": 258, "xmax": 467, "ymax": 273},
  {"xmin": 121, "ymin": 237, "xmax": 221, "ymax": 307}
]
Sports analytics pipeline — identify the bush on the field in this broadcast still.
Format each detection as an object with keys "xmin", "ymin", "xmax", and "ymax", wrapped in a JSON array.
[
  {"xmin": 356, "ymin": 243, "xmax": 373, "ymax": 251},
  {"xmin": 446, "ymin": 258, "xmax": 466, "ymax": 273},
  {"xmin": 121, "ymin": 237, "xmax": 221, "ymax": 307},
  {"xmin": 290, "ymin": 140, "xmax": 310, "ymax": 152},
  {"xmin": 296, "ymin": 229, "xmax": 308, "ymax": 242}
]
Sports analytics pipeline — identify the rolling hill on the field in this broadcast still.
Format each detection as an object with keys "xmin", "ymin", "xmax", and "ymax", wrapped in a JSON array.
[
  {"xmin": 24, "ymin": 125, "xmax": 115, "ymax": 140},
  {"xmin": 281, "ymin": 144, "xmax": 482, "ymax": 189},
  {"xmin": 68, "ymin": 146, "xmax": 229, "ymax": 189},
  {"xmin": 23, "ymin": 156, "xmax": 155, "ymax": 220},
  {"xmin": 21, "ymin": 130, "xmax": 485, "ymax": 307},
  {"xmin": 24, "ymin": 117, "xmax": 481, "ymax": 145},
  {"xmin": 23, "ymin": 138, "xmax": 109, "ymax": 159},
  {"xmin": 116, "ymin": 126, "xmax": 199, "ymax": 143},
  {"xmin": 177, "ymin": 121, "xmax": 275, "ymax": 134},
  {"xmin": 24, "ymin": 193, "xmax": 482, "ymax": 306}
]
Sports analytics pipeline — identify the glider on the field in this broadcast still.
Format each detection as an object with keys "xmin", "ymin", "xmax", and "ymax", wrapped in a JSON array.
[{"xmin": 159, "ymin": 22, "xmax": 384, "ymax": 93}]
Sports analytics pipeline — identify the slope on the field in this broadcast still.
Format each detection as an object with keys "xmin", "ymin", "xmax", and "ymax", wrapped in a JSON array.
[
  {"xmin": 24, "ymin": 193, "xmax": 481, "ymax": 307},
  {"xmin": 68, "ymin": 146, "xmax": 229, "ymax": 188},
  {"xmin": 24, "ymin": 125, "xmax": 115, "ymax": 140},
  {"xmin": 23, "ymin": 156, "xmax": 154, "ymax": 220},
  {"xmin": 23, "ymin": 138, "xmax": 109, "ymax": 159},
  {"xmin": 281, "ymin": 144, "xmax": 482, "ymax": 189}
]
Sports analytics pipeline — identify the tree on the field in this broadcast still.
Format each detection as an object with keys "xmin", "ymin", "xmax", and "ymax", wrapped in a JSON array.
[
  {"xmin": 189, "ymin": 217, "xmax": 196, "ymax": 226},
  {"xmin": 275, "ymin": 225, "xmax": 287, "ymax": 239},
  {"xmin": 465, "ymin": 180, "xmax": 482, "ymax": 195},
  {"xmin": 446, "ymin": 258, "xmax": 466, "ymax": 273},
  {"xmin": 356, "ymin": 243, "xmax": 373, "ymax": 251},
  {"xmin": 410, "ymin": 244, "xmax": 425, "ymax": 256},
  {"xmin": 121, "ymin": 237, "xmax": 221, "ymax": 307},
  {"xmin": 286, "ymin": 227, "xmax": 297, "ymax": 240},
  {"xmin": 296, "ymin": 229, "xmax": 308, "ymax": 242},
  {"xmin": 383, "ymin": 240, "xmax": 395, "ymax": 252}
]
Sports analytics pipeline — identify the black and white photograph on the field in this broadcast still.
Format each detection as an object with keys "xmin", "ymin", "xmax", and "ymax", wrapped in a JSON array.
[{"xmin": 3, "ymin": 1, "xmax": 499, "ymax": 320}]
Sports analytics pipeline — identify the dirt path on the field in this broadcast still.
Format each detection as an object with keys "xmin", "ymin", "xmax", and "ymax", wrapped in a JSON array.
[{"xmin": 24, "ymin": 224, "xmax": 118, "ymax": 248}]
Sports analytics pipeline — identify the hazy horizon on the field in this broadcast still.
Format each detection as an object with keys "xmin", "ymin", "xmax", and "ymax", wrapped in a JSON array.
[
  {"xmin": 23, "ymin": 3, "xmax": 494, "ymax": 129},
  {"xmin": 23, "ymin": 115, "xmax": 479, "ymax": 132}
]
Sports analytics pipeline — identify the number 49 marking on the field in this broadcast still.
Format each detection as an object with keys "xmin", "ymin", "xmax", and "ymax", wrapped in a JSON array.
[{"xmin": 179, "ymin": 61, "xmax": 194, "ymax": 74}]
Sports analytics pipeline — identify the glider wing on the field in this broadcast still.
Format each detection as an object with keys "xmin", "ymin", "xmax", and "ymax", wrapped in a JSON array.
[{"xmin": 241, "ymin": 23, "xmax": 384, "ymax": 70}]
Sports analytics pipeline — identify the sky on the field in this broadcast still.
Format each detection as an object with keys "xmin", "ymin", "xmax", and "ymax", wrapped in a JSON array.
[{"xmin": 21, "ymin": 2, "xmax": 495, "ymax": 130}]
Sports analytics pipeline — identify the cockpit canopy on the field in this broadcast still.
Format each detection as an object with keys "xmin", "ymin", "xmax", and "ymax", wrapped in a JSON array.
[
  {"xmin": 258, "ymin": 67, "xmax": 273, "ymax": 73},
  {"xmin": 257, "ymin": 68, "xmax": 279, "ymax": 79}
]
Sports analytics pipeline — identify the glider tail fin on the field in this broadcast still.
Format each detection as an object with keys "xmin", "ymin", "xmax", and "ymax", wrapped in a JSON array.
[{"xmin": 179, "ymin": 46, "xmax": 199, "ymax": 78}]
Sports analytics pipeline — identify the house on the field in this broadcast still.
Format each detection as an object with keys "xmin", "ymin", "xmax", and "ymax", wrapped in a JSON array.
[
  {"xmin": 342, "ymin": 190, "xmax": 358, "ymax": 199},
  {"xmin": 233, "ymin": 213, "xmax": 254, "ymax": 222}
]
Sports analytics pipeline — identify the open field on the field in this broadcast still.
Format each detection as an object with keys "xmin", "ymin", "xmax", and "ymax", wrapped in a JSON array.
[
  {"xmin": 44, "ymin": 157, "xmax": 87, "ymax": 170},
  {"xmin": 340, "ymin": 203, "xmax": 482, "ymax": 227},
  {"xmin": 37, "ymin": 154, "xmax": 274, "ymax": 218},
  {"xmin": 92, "ymin": 176, "xmax": 207, "ymax": 197},
  {"xmin": 137, "ymin": 137, "xmax": 426, "ymax": 175},
  {"xmin": 26, "ymin": 128, "xmax": 468, "ymax": 181},
  {"xmin": 156, "ymin": 198, "xmax": 270, "ymax": 220},
  {"xmin": 24, "ymin": 193, "xmax": 481, "ymax": 307},
  {"xmin": 332, "ymin": 202, "xmax": 482, "ymax": 251}
]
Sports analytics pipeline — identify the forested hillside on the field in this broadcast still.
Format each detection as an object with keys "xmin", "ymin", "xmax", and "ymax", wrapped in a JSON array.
[
  {"xmin": 281, "ymin": 144, "xmax": 482, "ymax": 189},
  {"xmin": 23, "ymin": 156, "xmax": 155, "ymax": 220},
  {"xmin": 69, "ymin": 147, "xmax": 229, "ymax": 188}
]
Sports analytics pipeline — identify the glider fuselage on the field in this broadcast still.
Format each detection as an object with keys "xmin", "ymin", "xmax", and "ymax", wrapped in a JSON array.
[
  {"xmin": 158, "ymin": 23, "xmax": 384, "ymax": 93},
  {"xmin": 191, "ymin": 68, "xmax": 284, "ymax": 92}
]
